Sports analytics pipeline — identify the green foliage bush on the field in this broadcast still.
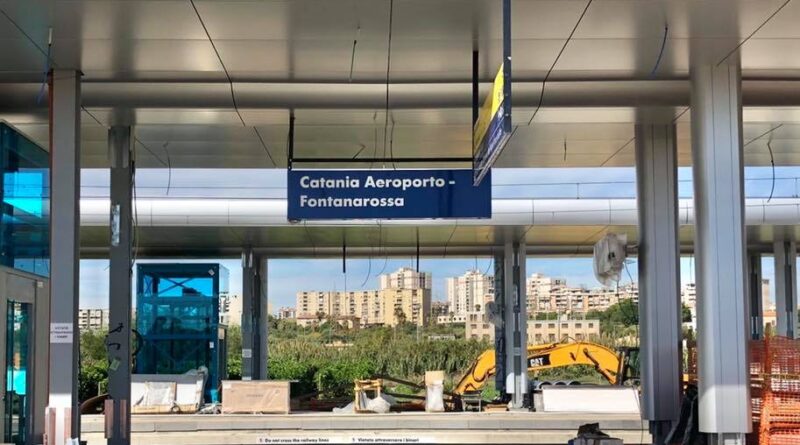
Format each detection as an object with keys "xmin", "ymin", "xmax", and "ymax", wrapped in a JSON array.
[
  {"xmin": 315, "ymin": 360, "xmax": 375, "ymax": 397},
  {"xmin": 265, "ymin": 322, "xmax": 490, "ymax": 398},
  {"xmin": 78, "ymin": 329, "xmax": 110, "ymax": 402}
]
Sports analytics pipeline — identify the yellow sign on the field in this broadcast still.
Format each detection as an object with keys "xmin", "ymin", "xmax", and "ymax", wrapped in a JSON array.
[{"xmin": 473, "ymin": 64, "xmax": 505, "ymax": 152}]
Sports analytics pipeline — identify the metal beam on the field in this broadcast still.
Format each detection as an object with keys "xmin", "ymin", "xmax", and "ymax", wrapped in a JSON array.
[
  {"xmin": 47, "ymin": 69, "xmax": 82, "ymax": 444},
  {"xmin": 106, "ymin": 126, "xmax": 134, "ymax": 445},
  {"xmin": 4, "ymin": 80, "xmax": 800, "ymax": 110},
  {"xmin": 635, "ymin": 123, "xmax": 681, "ymax": 443}
]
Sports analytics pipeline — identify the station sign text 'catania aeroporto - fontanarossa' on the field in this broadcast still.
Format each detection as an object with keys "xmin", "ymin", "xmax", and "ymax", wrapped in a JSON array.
[{"xmin": 287, "ymin": 169, "xmax": 491, "ymax": 220}]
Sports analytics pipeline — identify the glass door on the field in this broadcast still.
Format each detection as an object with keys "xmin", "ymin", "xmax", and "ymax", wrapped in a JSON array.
[{"xmin": 4, "ymin": 300, "xmax": 31, "ymax": 445}]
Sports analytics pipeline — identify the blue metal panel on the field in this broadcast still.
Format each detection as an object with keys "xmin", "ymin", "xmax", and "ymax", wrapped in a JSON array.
[{"xmin": 0, "ymin": 123, "xmax": 49, "ymax": 277}]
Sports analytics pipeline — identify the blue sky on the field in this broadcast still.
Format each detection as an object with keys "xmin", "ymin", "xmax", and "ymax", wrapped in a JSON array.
[{"xmin": 79, "ymin": 255, "xmax": 786, "ymax": 311}]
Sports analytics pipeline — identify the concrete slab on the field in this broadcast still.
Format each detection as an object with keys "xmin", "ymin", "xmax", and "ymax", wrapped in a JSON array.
[{"xmin": 81, "ymin": 412, "xmax": 652, "ymax": 445}]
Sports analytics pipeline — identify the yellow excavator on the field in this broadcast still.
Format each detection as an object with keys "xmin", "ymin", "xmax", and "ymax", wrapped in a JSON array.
[{"xmin": 454, "ymin": 341, "xmax": 640, "ymax": 395}]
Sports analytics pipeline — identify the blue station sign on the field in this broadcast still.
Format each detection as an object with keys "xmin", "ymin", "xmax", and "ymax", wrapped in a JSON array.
[{"xmin": 287, "ymin": 169, "xmax": 491, "ymax": 220}]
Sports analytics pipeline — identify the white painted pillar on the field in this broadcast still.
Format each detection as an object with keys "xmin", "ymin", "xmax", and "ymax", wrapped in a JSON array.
[
  {"xmin": 635, "ymin": 123, "xmax": 682, "ymax": 443},
  {"xmin": 691, "ymin": 49, "xmax": 751, "ymax": 440},
  {"xmin": 47, "ymin": 69, "xmax": 82, "ymax": 444}
]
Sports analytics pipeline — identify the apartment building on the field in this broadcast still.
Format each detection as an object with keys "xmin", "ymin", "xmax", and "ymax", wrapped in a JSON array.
[
  {"xmin": 527, "ymin": 319, "xmax": 600, "ymax": 344},
  {"xmin": 446, "ymin": 270, "xmax": 494, "ymax": 316},
  {"xmin": 465, "ymin": 311, "xmax": 495, "ymax": 341},
  {"xmin": 527, "ymin": 273, "xmax": 567, "ymax": 312},
  {"xmin": 527, "ymin": 272, "xmax": 639, "ymax": 315},
  {"xmin": 381, "ymin": 288, "xmax": 430, "ymax": 327},
  {"xmin": 379, "ymin": 267, "xmax": 432, "ymax": 291},
  {"xmin": 436, "ymin": 313, "xmax": 467, "ymax": 324},
  {"xmin": 277, "ymin": 306, "xmax": 296, "ymax": 320},
  {"xmin": 219, "ymin": 293, "xmax": 243, "ymax": 326},
  {"xmin": 295, "ymin": 269, "xmax": 432, "ymax": 327},
  {"xmin": 78, "ymin": 309, "xmax": 110, "ymax": 331}
]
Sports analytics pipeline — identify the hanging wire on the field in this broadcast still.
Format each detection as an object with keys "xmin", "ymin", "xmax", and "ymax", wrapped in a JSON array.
[
  {"xmin": 36, "ymin": 28, "xmax": 52, "ymax": 104},
  {"xmin": 650, "ymin": 24, "xmax": 669, "ymax": 77},
  {"xmin": 162, "ymin": 142, "xmax": 172, "ymax": 196},
  {"xmin": 382, "ymin": 0, "xmax": 397, "ymax": 170},
  {"xmin": 349, "ymin": 25, "xmax": 361, "ymax": 82},
  {"xmin": 767, "ymin": 137, "xmax": 776, "ymax": 202},
  {"xmin": 527, "ymin": 0, "xmax": 594, "ymax": 125},
  {"xmin": 189, "ymin": 0, "xmax": 247, "ymax": 127}
]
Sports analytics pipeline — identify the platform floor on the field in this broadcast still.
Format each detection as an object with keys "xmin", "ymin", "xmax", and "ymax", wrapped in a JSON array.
[{"xmin": 82, "ymin": 412, "xmax": 652, "ymax": 444}]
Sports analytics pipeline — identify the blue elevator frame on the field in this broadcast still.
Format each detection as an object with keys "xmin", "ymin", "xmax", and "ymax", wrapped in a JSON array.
[{"xmin": 135, "ymin": 263, "xmax": 228, "ymax": 401}]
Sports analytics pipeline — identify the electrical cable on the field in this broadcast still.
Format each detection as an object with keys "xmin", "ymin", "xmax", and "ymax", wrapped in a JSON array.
[
  {"xmin": 162, "ymin": 142, "xmax": 172, "ymax": 196},
  {"xmin": 383, "ymin": 0, "xmax": 397, "ymax": 170},
  {"xmin": 188, "ymin": 0, "xmax": 247, "ymax": 127},
  {"xmin": 351, "ymin": 143, "xmax": 367, "ymax": 159},
  {"xmin": 360, "ymin": 243, "xmax": 373, "ymax": 289},
  {"xmin": 624, "ymin": 260, "xmax": 635, "ymax": 286},
  {"xmin": 527, "ymin": 0, "xmax": 594, "ymax": 126},
  {"xmin": 650, "ymin": 24, "xmax": 669, "ymax": 78},
  {"xmin": 744, "ymin": 124, "xmax": 783, "ymax": 148},
  {"xmin": 36, "ymin": 28, "xmax": 52, "ymax": 104},
  {"xmin": 442, "ymin": 222, "xmax": 458, "ymax": 258},
  {"xmin": 716, "ymin": 0, "xmax": 792, "ymax": 66},
  {"xmin": 483, "ymin": 257, "xmax": 493, "ymax": 275},
  {"xmin": 349, "ymin": 25, "xmax": 360, "ymax": 82},
  {"xmin": 253, "ymin": 127, "xmax": 277, "ymax": 167},
  {"xmin": 767, "ymin": 137, "xmax": 776, "ymax": 202},
  {"xmin": 303, "ymin": 221, "xmax": 317, "ymax": 257}
]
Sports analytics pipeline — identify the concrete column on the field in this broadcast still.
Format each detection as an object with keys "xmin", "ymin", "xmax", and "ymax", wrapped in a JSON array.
[
  {"xmin": 47, "ymin": 69, "xmax": 81, "ymax": 443},
  {"xmin": 258, "ymin": 256, "xmax": 269, "ymax": 378},
  {"xmin": 493, "ymin": 252, "xmax": 506, "ymax": 395},
  {"xmin": 503, "ymin": 240, "xmax": 527, "ymax": 409},
  {"xmin": 748, "ymin": 253, "xmax": 764, "ymax": 340},
  {"xmin": 107, "ymin": 126, "xmax": 133, "ymax": 445},
  {"xmin": 774, "ymin": 240, "xmax": 798, "ymax": 338},
  {"xmin": 241, "ymin": 248, "xmax": 257, "ymax": 380},
  {"xmin": 635, "ymin": 123, "xmax": 682, "ymax": 443},
  {"xmin": 690, "ymin": 50, "xmax": 751, "ymax": 437}
]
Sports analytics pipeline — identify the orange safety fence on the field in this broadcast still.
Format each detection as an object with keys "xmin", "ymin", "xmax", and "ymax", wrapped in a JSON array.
[
  {"xmin": 757, "ymin": 336, "xmax": 800, "ymax": 445},
  {"xmin": 685, "ymin": 336, "xmax": 800, "ymax": 445}
]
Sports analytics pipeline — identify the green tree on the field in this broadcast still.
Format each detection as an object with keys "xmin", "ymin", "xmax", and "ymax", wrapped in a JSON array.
[
  {"xmin": 682, "ymin": 303, "xmax": 693, "ymax": 323},
  {"xmin": 605, "ymin": 299, "xmax": 638, "ymax": 326},
  {"xmin": 79, "ymin": 329, "xmax": 109, "ymax": 402},
  {"xmin": 226, "ymin": 324, "xmax": 242, "ymax": 379}
]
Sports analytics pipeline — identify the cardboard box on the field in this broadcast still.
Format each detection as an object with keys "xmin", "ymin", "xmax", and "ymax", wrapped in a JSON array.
[{"xmin": 221, "ymin": 380, "xmax": 291, "ymax": 414}]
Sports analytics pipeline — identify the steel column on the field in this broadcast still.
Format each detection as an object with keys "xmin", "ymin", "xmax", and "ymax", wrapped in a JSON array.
[
  {"xmin": 748, "ymin": 253, "xmax": 764, "ymax": 340},
  {"xmin": 635, "ymin": 123, "xmax": 682, "ymax": 443},
  {"xmin": 690, "ymin": 50, "xmax": 751, "ymax": 437},
  {"xmin": 47, "ymin": 69, "xmax": 82, "ymax": 443},
  {"xmin": 503, "ymin": 240, "xmax": 527, "ymax": 409},
  {"xmin": 258, "ymin": 256, "xmax": 269, "ymax": 379},
  {"xmin": 774, "ymin": 240, "xmax": 797, "ymax": 338},
  {"xmin": 106, "ymin": 126, "xmax": 133, "ymax": 445},
  {"xmin": 241, "ymin": 249, "xmax": 257, "ymax": 380}
]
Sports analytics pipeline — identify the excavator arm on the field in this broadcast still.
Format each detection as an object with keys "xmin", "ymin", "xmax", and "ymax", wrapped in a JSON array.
[{"xmin": 454, "ymin": 341, "xmax": 628, "ymax": 395}]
